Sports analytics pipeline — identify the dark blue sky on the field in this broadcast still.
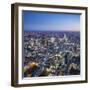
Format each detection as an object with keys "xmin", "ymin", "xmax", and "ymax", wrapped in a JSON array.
[{"xmin": 23, "ymin": 11, "xmax": 80, "ymax": 32}]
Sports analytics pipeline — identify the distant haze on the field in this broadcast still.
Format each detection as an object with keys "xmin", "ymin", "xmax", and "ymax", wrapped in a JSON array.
[{"xmin": 23, "ymin": 11, "xmax": 80, "ymax": 32}]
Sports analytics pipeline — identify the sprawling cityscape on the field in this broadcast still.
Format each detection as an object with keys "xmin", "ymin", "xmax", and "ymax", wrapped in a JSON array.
[
  {"xmin": 23, "ymin": 11, "xmax": 80, "ymax": 77},
  {"xmin": 23, "ymin": 31, "xmax": 80, "ymax": 77}
]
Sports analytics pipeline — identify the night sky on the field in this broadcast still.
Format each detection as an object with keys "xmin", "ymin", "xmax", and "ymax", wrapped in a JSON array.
[{"xmin": 23, "ymin": 11, "xmax": 80, "ymax": 32}]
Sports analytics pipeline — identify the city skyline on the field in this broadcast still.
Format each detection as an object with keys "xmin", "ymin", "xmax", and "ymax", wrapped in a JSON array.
[{"xmin": 23, "ymin": 11, "xmax": 80, "ymax": 32}]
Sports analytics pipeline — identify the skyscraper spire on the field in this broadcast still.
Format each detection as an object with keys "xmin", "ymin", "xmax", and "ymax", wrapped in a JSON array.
[{"xmin": 63, "ymin": 33, "xmax": 68, "ymax": 42}]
